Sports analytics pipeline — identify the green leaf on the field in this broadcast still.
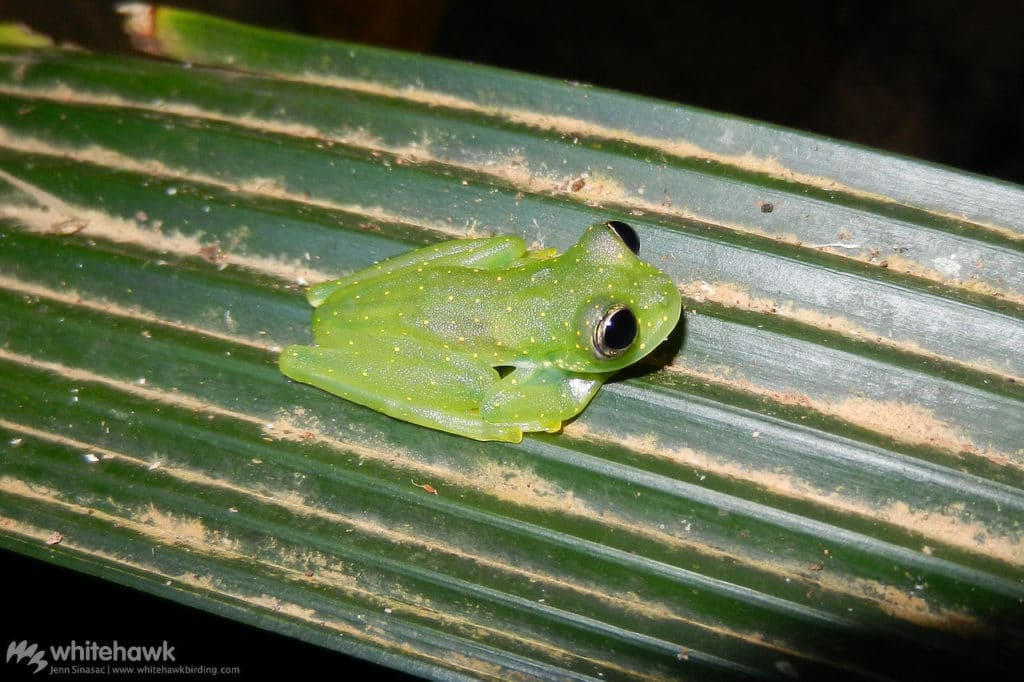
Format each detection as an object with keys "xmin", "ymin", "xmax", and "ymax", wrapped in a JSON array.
[
  {"xmin": 0, "ymin": 23, "xmax": 52, "ymax": 48},
  {"xmin": 1, "ymin": 5, "xmax": 1021, "ymax": 680}
]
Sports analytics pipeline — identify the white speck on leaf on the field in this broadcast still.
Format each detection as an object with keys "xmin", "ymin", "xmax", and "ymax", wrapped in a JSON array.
[{"xmin": 931, "ymin": 254, "xmax": 963, "ymax": 278}]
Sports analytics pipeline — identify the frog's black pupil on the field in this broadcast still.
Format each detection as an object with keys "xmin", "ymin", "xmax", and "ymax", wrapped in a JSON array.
[
  {"xmin": 606, "ymin": 221, "xmax": 640, "ymax": 255},
  {"xmin": 596, "ymin": 306, "xmax": 638, "ymax": 357}
]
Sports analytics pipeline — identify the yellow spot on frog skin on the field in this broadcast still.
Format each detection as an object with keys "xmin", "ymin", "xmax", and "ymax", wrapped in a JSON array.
[
  {"xmin": 540, "ymin": 311, "xmax": 546, "ymax": 317},
  {"xmin": 332, "ymin": 310, "xmax": 338, "ymax": 316},
  {"xmin": 394, "ymin": 346, "xmax": 401, "ymax": 352},
  {"xmin": 475, "ymin": 298, "xmax": 481, "ymax": 303},
  {"xmin": 447, "ymin": 295, "xmax": 454, "ymax": 301},
  {"xmin": 348, "ymin": 339, "xmax": 355, "ymax": 345},
  {"xmin": 418, "ymin": 285, "xmax": 424, "ymax": 291},
  {"xmin": 640, "ymin": 343, "xmax": 647, "ymax": 350},
  {"xmin": 496, "ymin": 276, "xmax": 502, "ymax": 281},
  {"xmin": 506, "ymin": 306, "xmax": 512, "ymax": 312},
  {"xmin": 458, "ymin": 336, "xmax": 466, "ymax": 342},
  {"xmin": 384, "ymin": 290, "xmax": 390, "ymax": 295},
  {"xmin": 362, "ymin": 371, "xmax": 369, "ymax": 377},
  {"xmin": 422, "ymin": 319, "xmax": 430, "ymax": 325},
  {"xmin": 327, "ymin": 368, "xmax": 334, "ymax": 374}
]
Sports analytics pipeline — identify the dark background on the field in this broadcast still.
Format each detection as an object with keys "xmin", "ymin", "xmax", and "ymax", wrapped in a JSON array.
[
  {"xmin": 1, "ymin": 1, "xmax": 1020, "ymax": 679},
  {"xmin": 0, "ymin": 0, "xmax": 1021, "ymax": 184}
]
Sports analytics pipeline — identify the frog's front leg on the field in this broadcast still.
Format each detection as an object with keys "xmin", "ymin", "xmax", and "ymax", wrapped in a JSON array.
[
  {"xmin": 480, "ymin": 366, "xmax": 605, "ymax": 433},
  {"xmin": 279, "ymin": 331, "xmax": 522, "ymax": 442}
]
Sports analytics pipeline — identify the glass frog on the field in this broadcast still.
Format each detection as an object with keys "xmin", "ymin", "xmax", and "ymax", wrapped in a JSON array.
[{"xmin": 279, "ymin": 221, "xmax": 681, "ymax": 442}]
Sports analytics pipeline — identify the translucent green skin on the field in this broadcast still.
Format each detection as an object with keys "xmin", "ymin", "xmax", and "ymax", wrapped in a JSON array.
[{"xmin": 279, "ymin": 222, "xmax": 681, "ymax": 442}]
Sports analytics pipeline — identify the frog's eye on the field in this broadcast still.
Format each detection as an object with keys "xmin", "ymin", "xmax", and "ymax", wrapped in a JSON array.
[
  {"xmin": 594, "ymin": 304, "xmax": 638, "ymax": 358},
  {"xmin": 605, "ymin": 220, "xmax": 640, "ymax": 255}
]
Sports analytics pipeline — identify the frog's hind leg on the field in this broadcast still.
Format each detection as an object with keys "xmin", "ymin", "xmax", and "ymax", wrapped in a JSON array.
[
  {"xmin": 307, "ymin": 236, "xmax": 527, "ymax": 307},
  {"xmin": 279, "ymin": 333, "xmax": 521, "ymax": 442}
]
